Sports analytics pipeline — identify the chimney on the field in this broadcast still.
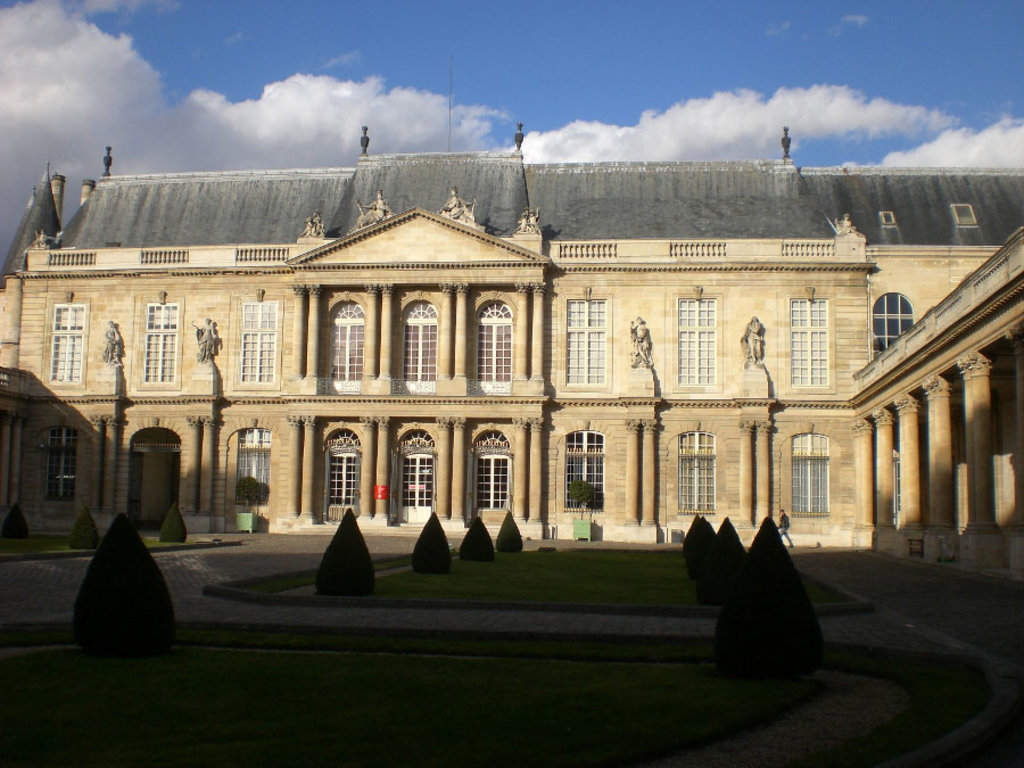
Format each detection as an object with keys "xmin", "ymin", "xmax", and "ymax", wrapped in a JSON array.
[
  {"xmin": 50, "ymin": 173, "xmax": 66, "ymax": 227},
  {"xmin": 81, "ymin": 179, "xmax": 96, "ymax": 206}
]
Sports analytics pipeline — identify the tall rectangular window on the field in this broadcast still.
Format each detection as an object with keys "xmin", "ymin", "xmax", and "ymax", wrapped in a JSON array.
[
  {"xmin": 791, "ymin": 299, "xmax": 828, "ymax": 386},
  {"xmin": 50, "ymin": 305, "xmax": 85, "ymax": 383},
  {"xmin": 792, "ymin": 434, "xmax": 829, "ymax": 516},
  {"xmin": 679, "ymin": 432, "xmax": 716, "ymax": 512},
  {"xmin": 46, "ymin": 427, "xmax": 77, "ymax": 498},
  {"xmin": 237, "ymin": 428, "xmax": 271, "ymax": 504},
  {"xmin": 677, "ymin": 298, "xmax": 716, "ymax": 385},
  {"xmin": 240, "ymin": 302, "xmax": 277, "ymax": 383},
  {"xmin": 144, "ymin": 303, "xmax": 179, "ymax": 383},
  {"xmin": 566, "ymin": 299, "xmax": 606, "ymax": 385}
]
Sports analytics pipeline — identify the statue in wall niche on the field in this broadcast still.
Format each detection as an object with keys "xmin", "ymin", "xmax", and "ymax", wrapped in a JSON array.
[
  {"xmin": 102, "ymin": 321, "xmax": 124, "ymax": 366},
  {"xmin": 741, "ymin": 317, "xmax": 766, "ymax": 368},
  {"xmin": 438, "ymin": 186, "xmax": 476, "ymax": 225},
  {"xmin": 302, "ymin": 210, "xmax": 325, "ymax": 238},
  {"xmin": 515, "ymin": 206, "xmax": 540, "ymax": 234},
  {"xmin": 834, "ymin": 213, "xmax": 858, "ymax": 236},
  {"xmin": 192, "ymin": 318, "xmax": 221, "ymax": 364},
  {"xmin": 353, "ymin": 189, "xmax": 393, "ymax": 230},
  {"xmin": 630, "ymin": 317, "xmax": 654, "ymax": 369}
]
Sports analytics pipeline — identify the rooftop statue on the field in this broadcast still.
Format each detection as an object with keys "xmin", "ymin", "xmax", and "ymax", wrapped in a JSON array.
[
  {"xmin": 354, "ymin": 189, "xmax": 393, "ymax": 230},
  {"xmin": 835, "ymin": 212, "xmax": 858, "ymax": 236},
  {"xmin": 630, "ymin": 317, "xmax": 654, "ymax": 369},
  {"xmin": 360, "ymin": 126, "xmax": 370, "ymax": 156},
  {"xmin": 781, "ymin": 127, "xmax": 791, "ymax": 160},
  {"xmin": 102, "ymin": 321, "xmax": 124, "ymax": 367},
  {"xmin": 515, "ymin": 206, "xmax": 540, "ymax": 234},
  {"xmin": 514, "ymin": 122, "xmax": 524, "ymax": 152},
  {"xmin": 438, "ymin": 186, "xmax": 476, "ymax": 225},
  {"xmin": 302, "ymin": 210, "xmax": 325, "ymax": 238},
  {"xmin": 741, "ymin": 316, "xmax": 766, "ymax": 368}
]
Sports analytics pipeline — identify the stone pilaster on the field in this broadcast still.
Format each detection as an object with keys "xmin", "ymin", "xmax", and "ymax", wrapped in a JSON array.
[
  {"xmin": 514, "ymin": 284, "xmax": 530, "ymax": 382},
  {"xmin": 184, "ymin": 415, "xmax": 202, "ymax": 515},
  {"xmin": 287, "ymin": 415, "xmax": 303, "ymax": 518},
  {"xmin": 893, "ymin": 394, "xmax": 922, "ymax": 532},
  {"xmin": 755, "ymin": 422, "xmax": 771, "ymax": 520},
  {"xmin": 738, "ymin": 421, "xmax": 755, "ymax": 526},
  {"xmin": 438, "ymin": 284, "xmax": 455, "ymax": 381},
  {"xmin": 302, "ymin": 416, "xmax": 318, "ymax": 523},
  {"xmin": 453, "ymin": 284, "xmax": 468, "ymax": 381},
  {"xmin": 359, "ymin": 416, "xmax": 377, "ymax": 518},
  {"xmin": 624, "ymin": 420, "xmax": 640, "ymax": 525},
  {"xmin": 305, "ymin": 285, "xmax": 322, "ymax": 381},
  {"xmin": 451, "ymin": 417, "xmax": 467, "ymax": 524},
  {"xmin": 642, "ymin": 420, "xmax": 657, "ymax": 527},
  {"xmin": 89, "ymin": 416, "xmax": 106, "ymax": 512},
  {"xmin": 291, "ymin": 285, "xmax": 308, "ymax": 379},
  {"xmin": 531, "ymin": 284, "xmax": 546, "ymax": 383},
  {"xmin": 363, "ymin": 285, "xmax": 381, "ymax": 381},
  {"xmin": 850, "ymin": 419, "xmax": 875, "ymax": 536},
  {"xmin": 107, "ymin": 417, "xmax": 124, "ymax": 516},
  {"xmin": 513, "ymin": 418, "xmax": 529, "ymax": 523},
  {"xmin": 923, "ymin": 375, "xmax": 955, "ymax": 561},
  {"xmin": 436, "ymin": 417, "xmax": 453, "ymax": 519},
  {"xmin": 200, "ymin": 416, "xmax": 219, "ymax": 516},
  {"xmin": 379, "ymin": 285, "xmax": 394, "ymax": 381},
  {"xmin": 375, "ymin": 417, "xmax": 391, "ymax": 520},
  {"xmin": 872, "ymin": 409, "xmax": 895, "ymax": 529},
  {"xmin": 529, "ymin": 418, "xmax": 543, "ymax": 525}
]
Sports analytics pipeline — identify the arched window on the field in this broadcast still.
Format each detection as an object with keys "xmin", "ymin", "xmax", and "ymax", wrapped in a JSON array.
[
  {"xmin": 46, "ymin": 427, "xmax": 78, "ymax": 499},
  {"xmin": 565, "ymin": 431, "xmax": 605, "ymax": 512},
  {"xmin": 400, "ymin": 429, "xmax": 435, "ymax": 523},
  {"xmin": 792, "ymin": 434, "xmax": 829, "ymax": 516},
  {"xmin": 403, "ymin": 302, "xmax": 438, "ymax": 392},
  {"xmin": 474, "ymin": 430, "xmax": 511, "ymax": 511},
  {"xmin": 237, "ymin": 428, "xmax": 271, "ymax": 504},
  {"xmin": 326, "ymin": 429, "xmax": 360, "ymax": 519},
  {"xmin": 872, "ymin": 293, "xmax": 914, "ymax": 353},
  {"xmin": 679, "ymin": 432, "xmax": 715, "ymax": 513},
  {"xmin": 331, "ymin": 302, "xmax": 364, "ymax": 392},
  {"xmin": 477, "ymin": 302, "xmax": 513, "ymax": 392}
]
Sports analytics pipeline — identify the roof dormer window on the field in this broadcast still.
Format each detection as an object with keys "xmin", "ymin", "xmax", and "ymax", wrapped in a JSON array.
[
  {"xmin": 951, "ymin": 204, "xmax": 978, "ymax": 227},
  {"xmin": 879, "ymin": 211, "xmax": 897, "ymax": 227}
]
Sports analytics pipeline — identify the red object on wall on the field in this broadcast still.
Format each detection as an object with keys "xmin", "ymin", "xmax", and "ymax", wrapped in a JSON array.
[{"xmin": 374, "ymin": 485, "xmax": 390, "ymax": 500}]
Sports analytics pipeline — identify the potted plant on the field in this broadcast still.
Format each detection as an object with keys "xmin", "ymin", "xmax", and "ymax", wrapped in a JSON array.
[
  {"xmin": 568, "ymin": 479, "xmax": 595, "ymax": 541},
  {"xmin": 234, "ymin": 476, "xmax": 261, "ymax": 533}
]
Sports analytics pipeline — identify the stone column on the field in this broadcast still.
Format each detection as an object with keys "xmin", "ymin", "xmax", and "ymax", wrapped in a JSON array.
[
  {"xmin": 451, "ymin": 417, "xmax": 467, "ymax": 523},
  {"xmin": 288, "ymin": 415, "xmax": 303, "ymax": 517},
  {"xmin": 850, "ymin": 419, "xmax": 875, "ymax": 532},
  {"xmin": 8, "ymin": 415, "xmax": 22, "ymax": 506},
  {"xmin": 184, "ymin": 416, "xmax": 203, "ymax": 515},
  {"xmin": 1007, "ymin": 326, "xmax": 1024, "ymax": 529},
  {"xmin": 755, "ymin": 422, "xmax": 771, "ymax": 519},
  {"xmin": 302, "ymin": 416, "xmax": 318, "ymax": 523},
  {"xmin": 739, "ymin": 421, "xmax": 755, "ymax": 526},
  {"xmin": 624, "ymin": 420, "xmax": 640, "ymax": 524},
  {"xmin": 642, "ymin": 420, "xmax": 657, "ymax": 527},
  {"xmin": 305, "ymin": 285, "xmax": 322, "ymax": 381},
  {"xmin": 894, "ymin": 394, "xmax": 922, "ymax": 532},
  {"xmin": 453, "ymin": 284, "xmax": 468, "ymax": 380},
  {"xmin": 438, "ymin": 284, "xmax": 454, "ymax": 381},
  {"xmin": 379, "ymin": 285, "xmax": 394, "ymax": 381},
  {"xmin": 107, "ymin": 417, "xmax": 124, "ymax": 515},
  {"xmin": 363, "ymin": 286, "xmax": 381, "ymax": 381},
  {"xmin": 88, "ymin": 416, "xmax": 106, "ymax": 512},
  {"xmin": 873, "ymin": 409, "xmax": 895, "ymax": 529},
  {"xmin": 514, "ymin": 284, "xmax": 530, "ymax": 382},
  {"xmin": 956, "ymin": 351, "xmax": 1005, "ymax": 567},
  {"xmin": 513, "ymin": 418, "xmax": 529, "ymax": 522},
  {"xmin": 529, "ymin": 417, "xmax": 543, "ymax": 525},
  {"xmin": 200, "ymin": 416, "xmax": 219, "ymax": 515},
  {"xmin": 374, "ymin": 417, "xmax": 391, "ymax": 520},
  {"xmin": 291, "ymin": 285, "xmax": 308, "ymax": 379},
  {"xmin": 923, "ymin": 376, "xmax": 954, "ymax": 529},
  {"xmin": 531, "ymin": 284, "xmax": 546, "ymax": 382},
  {"xmin": 359, "ymin": 416, "xmax": 377, "ymax": 517},
  {"xmin": 0, "ymin": 412, "xmax": 11, "ymax": 508},
  {"xmin": 436, "ymin": 418, "xmax": 453, "ymax": 519},
  {"xmin": 0, "ymin": 276, "xmax": 23, "ymax": 369}
]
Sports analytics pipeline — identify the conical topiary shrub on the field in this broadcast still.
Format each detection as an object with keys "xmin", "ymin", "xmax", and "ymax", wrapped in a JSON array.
[
  {"xmin": 159, "ymin": 501, "xmax": 187, "ymax": 543},
  {"xmin": 459, "ymin": 516, "xmax": 495, "ymax": 562},
  {"xmin": 1, "ymin": 502, "xmax": 28, "ymax": 539},
  {"xmin": 73, "ymin": 513, "xmax": 175, "ymax": 656},
  {"xmin": 316, "ymin": 509, "xmax": 375, "ymax": 596},
  {"xmin": 412, "ymin": 513, "xmax": 451, "ymax": 574},
  {"xmin": 683, "ymin": 515, "xmax": 715, "ymax": 580},
  {"xmin": 69, "ymin": 504, "xmax": 99, "ymax": 550},
  {"xmin": 696, "ymin": 517, "xmax": 746, "ymax": 606},
  {"xmin": 495, "ymin": 511, "xmax": 523, "ymax": 553},
  {"xmin": 715, "ymin": 517, "xmax": 823, "ymax": 679}
]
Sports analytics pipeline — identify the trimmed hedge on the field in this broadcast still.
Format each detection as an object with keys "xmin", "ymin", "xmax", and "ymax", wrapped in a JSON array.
[
  {"xmin": 73, "ymin": 513, "xmax": 175, "ymax": 656},
  {"xmin": 412, "ymin": 513, "xmax": 451, "ymax": 574},
  {"xmin": 696, "ymin": 517, "xmax": 746, "ymax": 606},
  {"xmin": 459, "ymin": 516, "xmax": 495, "ymax": 562},
  {"xmin": 495, "ymin": 511, "xmax": 523, "ymax": 553},
  {"xmin": 683, "ymin": 515, "xmax": 715, "ymax": 580},
  {"xmin": 714, "ymin": 517, "xmax": 823, "ymax": 679},
  {"xmin": 69, "ymin": 505, "xmax": 99, "ymax": 550},
  {"xmin": 159, "ymin": 501, "xmax": 187, "ymax": 543},
  {"xmin": 316, "ymin": 509, "xmax": 375, "ymax": 596},
  {"xmin": 1, "ymin": 502, "xmax": 28, "ymax": 539}
]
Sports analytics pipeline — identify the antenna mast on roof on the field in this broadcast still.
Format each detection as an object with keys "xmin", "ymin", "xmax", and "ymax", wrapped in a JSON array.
[{"xmin": 448, "ymin": 55, "xmax": 453, "ymax": 153}]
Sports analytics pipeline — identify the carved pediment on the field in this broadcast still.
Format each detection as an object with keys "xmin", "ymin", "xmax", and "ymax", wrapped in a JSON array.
[{"xmin": 288, "ymin": 208, "xmax": 546, "ymax": 268}]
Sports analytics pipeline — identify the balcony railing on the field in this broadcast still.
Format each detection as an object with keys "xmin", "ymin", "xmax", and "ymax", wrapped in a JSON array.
[{"xmin": 391, "ymin": 379, "xmax": 436, "ymax": 395}]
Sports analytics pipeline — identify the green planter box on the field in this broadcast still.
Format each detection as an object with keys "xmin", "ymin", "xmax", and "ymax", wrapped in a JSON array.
[
  {"xmin": 235, "ymin": 510, "xmax": 254, "ymax": 533},
  {"xmin": 573, "ymin": 518, "xmax": 592, "ymax": 541}
]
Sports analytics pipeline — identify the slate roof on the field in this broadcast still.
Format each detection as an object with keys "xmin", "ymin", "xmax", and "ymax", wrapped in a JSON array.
[
  {"xmin": 6, "ymin": 152, "xmax": 1024, "ymax": 274},
  {"xmin": 3, "ymin": 172, "xmax": 60, "ymax": 274}
]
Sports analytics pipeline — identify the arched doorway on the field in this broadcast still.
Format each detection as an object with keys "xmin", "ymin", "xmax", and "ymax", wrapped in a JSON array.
[
  {"xmin": 399, "ymin": 429, "xmax": 435, "ymax": 524},
  {"xmin": 129, "ymin": 427, "xmax": 181, "ymax": 528},
  {"xmin": 324, "ymin": 429, "xmax": 361, "ymax": 521}
]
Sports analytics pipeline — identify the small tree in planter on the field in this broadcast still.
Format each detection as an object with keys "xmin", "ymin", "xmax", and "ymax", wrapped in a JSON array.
[
  {"xmin": 316, "ymin": 509, "xmax": 375, "ymax": 595},
  {"xmin": 459, "ymin": 516, "xmax": 495, "ymax": 562},
  {"xmin": 159, "ymin": 501, "xmax": 187, "ymax": 543},
  {"xmin": 495, "ymin": 510, "xmax": 523, "ymax": 553},
  {"xmin": 412, "ymin": 513, "xmax": 451, "ymax": 574},
  {"xmin": 568, "ymin": 479, "xmax": 596, "ymax": 541},
  {"xmin": 69, "ymin": 505, "xmax": 99, "ymax": 550},
  {"xmin": 1, "ymin": 502, "xmax": 28, "ymax": 539},
  {"xmin": 234, "ymin": 476, "xmax": 262, "ymax": 533}
]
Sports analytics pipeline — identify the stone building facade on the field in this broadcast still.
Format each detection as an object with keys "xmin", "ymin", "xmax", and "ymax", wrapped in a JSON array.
[{"xmin": 1, "ymin": 146, "xmax": 1023, "ymax": 574}]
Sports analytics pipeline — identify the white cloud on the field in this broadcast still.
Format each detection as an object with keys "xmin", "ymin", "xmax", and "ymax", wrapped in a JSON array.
[
  {"xmin": 829, "ymin": 13, "xmax": 870, "ymax": 35},
  {"xmin": 882, "ymin": 118, "xmax": 1024, "ymax": 167},
  {"xmin": 321, "ymin": 50, "xmax": 362, "ymax": 70},
  {"xmin": 765, "ymin": 21, "xmax": 791, "ymax": 36},
  {"xmin": 521, "ymin": 85, "xmax": 955, "ymax": 163}
]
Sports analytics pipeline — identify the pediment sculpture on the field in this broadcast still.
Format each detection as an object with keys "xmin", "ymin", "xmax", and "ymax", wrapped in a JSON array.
[
  {"xmin": 438, "ymin": 186, "xmax": 476, "ymax": 226},
  {"xmin": 301, "ymin": 210, "xmax": 325, "ymax": 239},
  {"xmin": 353, "ymin": 190, "xmax": 393, "ymax": 231}
]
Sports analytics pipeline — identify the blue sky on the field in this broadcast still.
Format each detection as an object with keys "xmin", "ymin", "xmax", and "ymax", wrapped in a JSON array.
[{"xmin": 2, "ymin": 0, "xmax": 1023, "ymax": 252}]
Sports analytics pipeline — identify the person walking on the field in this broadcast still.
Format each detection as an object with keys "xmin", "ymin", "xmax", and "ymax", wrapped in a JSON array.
[{"xmin": 778, "ymin": 510, "xmax": 794, "ymax": 548}]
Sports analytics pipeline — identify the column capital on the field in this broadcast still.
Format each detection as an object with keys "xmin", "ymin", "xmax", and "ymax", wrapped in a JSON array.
[
  {"xmin": 893, "ymin": 394, "xmax": 920, "ymax": 414},
  {"xmin": 957, "ymin": 351, "xmax": 992, "ymax": 379},
  {"xmin": 360, "ymin": 415, "xmax": 378, "ymax": 427},
  {"xmin": 439, "ymin": 282, "xmax": 456, "ymax": 295},
  {"xmin": 1005, "ymin": 321, "xmax": 1024, "ymax": 350},
  {"xmin": 301, "ymin": 415, "xmax": 317, "ymax": 428},
  {"xmin": 454, "ymin": 283, "xmax": 469, "ymax": 296},
  {"xmin": 850, "ymin": 418, "xmax": 873, "ymax": 436},
  {"xmin": 641, "ymin": 419, "xmax": 658, "ymax": 433},
  {"xmin": 291, "ymin": 284, "xmax": 308, "ymax": 297},
  {"xmin": 89, "ymin": 414, "xmax": 107, "ymax": 429},
  {"xmin": 437, "ymin": 416, "xmax": 454, "ymax": 430},
  {"xmin": 380, "ymin": 283, "xmax": 395, "ymax": 297},
  {"xmin": 287, "ymin": 415, "xmax": 304, "ymax": 427},
  {"xmin": 872, "ymin": 408, "xmax": 894, "ymax": 427},
  {"xmin": 450, "ymin": 416, "xmax": 466, "ymax": 429},
  {"xmin": 514, "ymin": 282, "xmax": 532, "ymax": 295},
  {"xmin": 201, "ymin": 416, "xmax": 222, "ymax": 428},
  {"xmin": 531, "ymin": 283, "xmax": 547, "ymax": 297},
  {"xmin": 512, "ymin": 417, "xmax": 531, "ymax": 430},
  {"xmin": 528, "ymin": 417, "xmax": 544, "ymax": 431},
  {"xmin": 185, "ymin": 415, "xmax": 203, "ymax": 428},
  {"xmin": 754, "ymin": 421, "xmax": 772, "ymax": 435},
  {"xmin": 306, "ymin": 284, "xmax": 322, "ymax": 298},
  {"xmin": 375, "ymin": 415, "xmax": 391, "ymax": 428},
  {"xmin": 624, "ymin": 419, "xmax": 642, "ymax": 432},
  {"xmin": 922, "ymin": 375, "xmax": 952, "ymax": 398},
  {"xmin": 364, "ymin": 284, "xmax": 382, "ymax": 296},
  {"xmin": 738, "ymin": 420, "xmax": 756, "ymax": 435}
]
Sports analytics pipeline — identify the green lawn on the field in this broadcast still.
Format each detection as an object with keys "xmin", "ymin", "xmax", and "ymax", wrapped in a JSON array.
[
  {"xmin": 0, "ymin": 535, "xmax": 187, "ymax": 555},
  {"xmin": 0, "ymin": 647, "xmax": 814, "ymax": 768}
]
